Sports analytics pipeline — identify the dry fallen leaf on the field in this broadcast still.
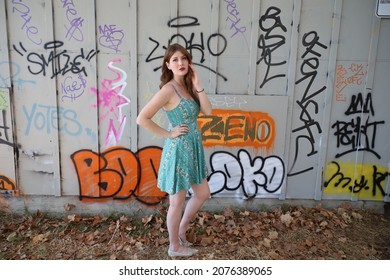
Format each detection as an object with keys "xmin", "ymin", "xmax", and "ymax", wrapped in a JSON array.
[
  {"xmin": 6, "ymin": 232, "xmax": 18, "ymax": 242},
  {"xmin": 224, "ymin": 208, "xmax": 234, "ymax": 218},
  {"xmin": 280, "ymin": 213, "xmax": 293, "ymax": 226},
  {"xmin": 142, "ymin": 215, "xmax": 153, "ymax": 225},
  {"xmin": 268, "ymin": 250, "xmax": 281, "ymax": 259},
  {"xmin": 262, "ymin": 238, "xmax": 272, "ymax": 248},
  {"xmin": 32, "ymin": 232, "xmax": 50, "ymax": 243},
  {"xmin": 338, "ymin": 237, "xmax": 347, "ymax": 243},
  {"xmin": 67, "ymin": 214, "xmax": 81, "ymax": 222},
  {"xmin": 200, "ymin": 236, "xmax": 214, "ymax": 246},
  {"xmin": 268, "ymin": 230, "xmax": 278, "ymax": 240},
  {"xmin": 214, "ymin": 214, "xmax": 226, "ymax": 223},
  {"xmin": 64, "ymin": 203, "xmax": 75, "ymax": 211},
  {"xmin": 351, "ymin": 212, "xmax": 363, "ymax": 220}
]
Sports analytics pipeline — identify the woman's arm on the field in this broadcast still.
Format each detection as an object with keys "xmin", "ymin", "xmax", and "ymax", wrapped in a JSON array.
[
  {"xmin": 190, "ymin": 64, "xmax": 212, "ymax": 116},
  {"xmin": 136, "ymin": 86, "xmax": 173, "ymax": 139},
  {"xmin": 137, "ymin": 85, "xmax": 189, "ymax": 139}
]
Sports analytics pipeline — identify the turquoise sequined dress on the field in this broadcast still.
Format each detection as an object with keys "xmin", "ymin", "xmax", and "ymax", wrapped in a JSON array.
[{"xmin": 157, "ymin": 85, "xmax": 208, "ymax": 195}]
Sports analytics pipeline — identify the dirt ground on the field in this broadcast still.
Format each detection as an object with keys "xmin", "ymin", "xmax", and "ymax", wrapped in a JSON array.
[{"xmin": 0, "ymin": 202, "xmax": 389, "ymax": 260}]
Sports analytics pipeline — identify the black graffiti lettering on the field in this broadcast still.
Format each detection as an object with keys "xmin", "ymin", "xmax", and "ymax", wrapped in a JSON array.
[
  {"xmin": 208, "ymin": 34, "xmax": 227, "ymax": 57},
  {"xmin": 345, "ymin": 92, "xmax": 374, "ymax": 116},
  {"xmin": 333, "ymin": 117, "xmax": 384, "ymax": 159},
  {"xmin": 287, "ymin": 135, "xmax": 316, "ymax": 177},
  {"xmin": 288, "ymin": 31, "xmax": 327, "ymax": 177},
  {"xmin": 332, "ymin": 92, "xmax": 385, "ymax": 159},
  {"xmin": 301, "ymin": 31, "xmax": 328, "ymax": 59},
  {"xmin": 145, "ymin": 37, "xmax": 164, "ymax": 72},
  {"xmin": 207, "ymin": 149, "xmax": 285, "ymax": 198},
  {"xmin": 293, "ymin": 98, "xmax": 322, "ymax": 138},
  {"xmin": 171, "ymin": 32, "xmax": 206, "ymax": 63},
  {"xmin": 296, "ymin": 59, "xmax": 327, "ymax": 103},
  {"xmin": 257, "ymin": 6, "xmax": 287, "ymax": 88},
  {"xmin": 168, "ymin": 16, "xmax": 200, "ymax": 28},
  {"xmin": 332, "ymin": 118, "xmax": 359, "ymax": 151},
  {"xmin": 323, "ymin": 161, "xmax": 351, "ymax": 189},
  {"xmin": 0, "ymin": 110, "xmax": 13, "ymax": 147},
  {"xmin": 350, "ymin": 176, "xmax": 369, "ymax": 193},
  {"xmin": 146, "ymin": 16, "xmax": 228, "ymax": 81},
  {"xmin": 14, "ymin": 41, "xmax": 98, "ymax": 79},
  {"xmin": 324, "ymin": 162, "xmax": 390, "ymax": 198},
  {"xmin": 372, "ymin": 165, "xmax": 388, "ymax": 197}
]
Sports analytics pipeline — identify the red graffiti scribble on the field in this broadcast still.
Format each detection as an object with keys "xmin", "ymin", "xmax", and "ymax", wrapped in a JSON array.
[
  {"xmin": 335, "ymin": 63, "xmax": 367, "ymax": 102},
  {"xmin": 71, "ymin": 146, "xmax": 166, "ymax": 205}
]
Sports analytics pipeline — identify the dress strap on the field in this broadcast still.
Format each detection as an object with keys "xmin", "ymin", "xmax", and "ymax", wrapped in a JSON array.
[{"xmin": 171, "ymin": 85, "xmax": 183, "ymax": 99}]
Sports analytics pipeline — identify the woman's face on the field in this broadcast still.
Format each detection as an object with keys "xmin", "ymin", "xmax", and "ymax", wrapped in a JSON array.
[{"xmin": 166, "ymin": 51, "xmax": 189, "ymax": 77}]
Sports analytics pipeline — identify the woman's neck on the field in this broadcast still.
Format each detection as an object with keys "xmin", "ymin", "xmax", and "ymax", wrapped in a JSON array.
[{"xmin": 173, "ymin": 77, "xmax": 185, "ymax": 87}]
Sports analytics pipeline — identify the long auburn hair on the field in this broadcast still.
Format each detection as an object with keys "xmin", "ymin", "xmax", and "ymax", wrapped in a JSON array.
[{"xmin": 159, "ymin": 43, "xmax": 200, "ymax": 105}]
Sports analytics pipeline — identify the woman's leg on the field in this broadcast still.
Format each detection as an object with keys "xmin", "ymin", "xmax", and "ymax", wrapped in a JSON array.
[
  {"xmin": 179, "ymin": 179, "xmax": 210, "ymax": 242},
  {"xmin": 167, "ymin": 189, "xmax": 188, "ymax": 252}
]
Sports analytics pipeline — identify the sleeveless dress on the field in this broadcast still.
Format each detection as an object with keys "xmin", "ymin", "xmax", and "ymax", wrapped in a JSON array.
[{"xmin": 157, "ymin": 85, "xmax": 208, "ymax": 195}]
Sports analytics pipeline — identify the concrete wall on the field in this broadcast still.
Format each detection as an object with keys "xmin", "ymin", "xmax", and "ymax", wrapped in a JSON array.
[{"xmin": 0, "ymin": 0, "xmax": 389, "ymax": 214}]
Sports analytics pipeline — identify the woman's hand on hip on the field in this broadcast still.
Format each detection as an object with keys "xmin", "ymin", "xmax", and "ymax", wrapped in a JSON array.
[{"xmin": 170, "ymin": 123, "xmax": 189, "ymax": 138}]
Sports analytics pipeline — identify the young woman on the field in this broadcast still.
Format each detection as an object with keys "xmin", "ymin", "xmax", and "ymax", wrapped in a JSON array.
[{"xmin": 137, "ymin": 43, "xmax": 212, "ymax": 257}]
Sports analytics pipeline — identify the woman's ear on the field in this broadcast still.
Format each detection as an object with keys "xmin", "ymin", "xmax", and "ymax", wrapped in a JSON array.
[{"xmin": 166, "ymin": 62, "xmax": 170, "ymax": 70}]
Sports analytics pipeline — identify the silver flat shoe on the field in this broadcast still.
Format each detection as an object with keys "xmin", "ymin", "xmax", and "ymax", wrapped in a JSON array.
[
  {"xmin": 168, "ymin": 247, "xmax": 198, "ymax": 257},
  {"xmin": 178, "ymin": 236, "xmax": 193, "ymax": 247}
]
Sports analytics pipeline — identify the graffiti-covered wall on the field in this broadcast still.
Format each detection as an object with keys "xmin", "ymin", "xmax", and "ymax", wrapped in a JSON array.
[{"xmin": 0, "ymin": 0, "xmax": 389, "ymax": 213}]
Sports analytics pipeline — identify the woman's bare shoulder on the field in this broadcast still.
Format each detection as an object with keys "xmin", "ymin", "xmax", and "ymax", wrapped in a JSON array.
[{"xmin": 160, "ymin": 82, "xmax": 175, "ymax": 92}]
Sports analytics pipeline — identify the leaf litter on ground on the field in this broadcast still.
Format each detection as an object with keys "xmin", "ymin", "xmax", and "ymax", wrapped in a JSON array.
[{"xmin": 0, "ymin": 203, "xmax": 389, "ymax": 260}]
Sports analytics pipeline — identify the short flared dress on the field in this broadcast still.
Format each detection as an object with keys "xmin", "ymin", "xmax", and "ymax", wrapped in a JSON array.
[{"xmin": 157, "ymin": 85, "xmax": 208, "ymax": 195}]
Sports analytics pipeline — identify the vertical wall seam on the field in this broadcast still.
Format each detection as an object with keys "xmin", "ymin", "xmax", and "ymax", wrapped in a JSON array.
[
  {"xmin": 130, "ymin": 0, "xmax": 138, "ymax": 152},
  {"xmin": 209, "ymin": 0, "xmax": 219, "ymax": 94},
  {"xmin": 49, "ymin": 0, "xmax": 62, "ymax": 197},
  {"xmin": 354, "ymin": 8, "xmax": 381, "ymax": 201},
  {"xmin": 247, "ymin": 0, "xmax": 261, "ymax": 95},
  {"xmin": 280, "ymin": 0, "xmax": 301, "ymax": 200},
  {"xmin": 314, "ymin": 0, "xmax": 343, "ymax": 201},
  {"xmin": 1, "ymin": 0, "xmax": 19, "ymax": 191}
]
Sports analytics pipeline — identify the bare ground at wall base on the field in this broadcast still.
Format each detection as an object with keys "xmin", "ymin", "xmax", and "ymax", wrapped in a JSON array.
[{"xmin": 0, "ymin": 202, "xmax": 389, "ymax": 260}]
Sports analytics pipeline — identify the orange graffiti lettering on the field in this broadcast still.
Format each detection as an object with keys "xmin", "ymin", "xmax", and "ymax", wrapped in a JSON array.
[
  {"xmin": 0, "ymin": 175, "xmax": 16, "ymax": 191},
  {"xmin": 198, "ymin": 109, "xmax": 275, "ymax": 150},
  {"xmin": 71, "ymin": 146, "xmax": 165, "ymax": 205},
  {"xmin": 135, "ymin": 147, "xmax": 167, "ymax": 204}
]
